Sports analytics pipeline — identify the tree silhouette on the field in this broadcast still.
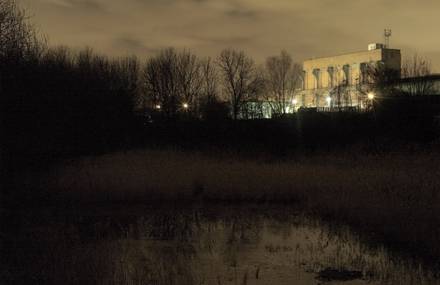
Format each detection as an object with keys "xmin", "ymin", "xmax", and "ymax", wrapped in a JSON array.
[
  {"xmin": 217, "ymin": 49, "xmax": 262, "ymax": 120},
  {"xmin": 264, "ymin": 50, "xmax": 302, "ymax": 115},
  {"xmin": 143, "ymin": 48, "xmax": 203, "ymax": 119},
  {"xmin": 400, "ymin": 54, "xmax": 434, "ymax": 96}
]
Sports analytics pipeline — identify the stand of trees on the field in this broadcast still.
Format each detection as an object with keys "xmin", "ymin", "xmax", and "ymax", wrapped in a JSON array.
[
  {"xmin": 1, "ymin": 1, "xmax": 142, "ymax": 174},
  {"xmin": 143, "ymin": 48, "xmax": 304, "ymax": 120},
  {"xmin": 143, "ymin": 48, "xmax": 211, "ymax": 119},
  {"xmin": 1, "ymin": 0, "xmax": 307, "ymax": 173}
]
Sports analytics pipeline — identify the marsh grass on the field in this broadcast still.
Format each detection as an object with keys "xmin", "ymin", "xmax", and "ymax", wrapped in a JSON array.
[{"xmin": 15, "ymin": 148, "xmax": 440, "ymax": 263}]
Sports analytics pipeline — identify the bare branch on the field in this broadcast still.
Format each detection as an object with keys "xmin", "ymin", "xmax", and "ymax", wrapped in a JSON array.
[{"xmin": 217, "ymin": 49, "xmax": 256, "ymax": 119}]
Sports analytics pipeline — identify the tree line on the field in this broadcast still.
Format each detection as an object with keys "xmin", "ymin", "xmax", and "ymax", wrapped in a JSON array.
[
  {"xmin": 1, "ymin": 1, "xmax": 143, "ymax": 168},
  {"xmin": 0, "ymin": 0, "xmax": 305, "ymax": 167},
  {"xmin": 1, "ymin": 0, "xmax": 436, "ymax": 169},
  {"xmin": 143, "ymin": 48, "xmax": 303, "ymax": 120}
]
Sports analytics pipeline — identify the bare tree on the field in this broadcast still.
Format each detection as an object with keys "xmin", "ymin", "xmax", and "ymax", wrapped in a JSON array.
[
  {"xmin": 264, "ymin": 50, "xmax": 302, "ymax": 115},
  {"xmin": 358, "ymin": 61, "xmax": 400, "ymax": 98},
  {"xmin": 200, "ymin": 57, "xmax": 219, "ymax": 102},
  {"xmin": 328, "ymin": 65, "xmax": 352, "ymax": 108},
  {"xmin": 143, "ymin": 48, "xmax": 179, "ymax": 118},
  {"xmin": 198, "ymin": 57, "xmax": 232, "ymax": 120},
  {"xmin": 143, "ymin": 48, "xmax": 204, "ymax": 118},
  {"xmin": 110, "ymin": 55, "xmax": 141, "ymax": 110},
  {"xmin": 359, "ymin": 55, "xmax": 433, "ymax": 98},
  {"xmin": 400, "ymin": 54, "xmax": 434, "ymax": 96},
  {"xmin": 176, "ymin": 49, "xmax": 203, "ymax": 114},
  {"xmin": 0, "ymin": 0, "xmax": 42, "ymax": 59},
  {"xmin": 217, "ymin": 49, "xmax": 260, "ymax": 120},
  {"xmin": 0, "ymin": 0, "xmax": 44, "ymax": 112},
  {"xmin": 359, "ymin": 56, "xmax": 433, "ymax": 98}
]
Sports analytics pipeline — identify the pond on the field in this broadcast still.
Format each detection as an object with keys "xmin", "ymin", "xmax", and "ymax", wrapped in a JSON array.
[{"xmin": 2, "ymin": 205, "xmax": 439, "ymax": 284}]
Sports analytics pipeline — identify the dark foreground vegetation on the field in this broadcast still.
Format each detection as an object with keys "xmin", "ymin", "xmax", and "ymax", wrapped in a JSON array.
[{"xmin": 14, "ymin": 147, "xmax": 440, "ymax": 264}]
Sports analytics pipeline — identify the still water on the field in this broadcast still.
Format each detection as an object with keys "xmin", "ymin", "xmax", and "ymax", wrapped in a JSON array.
[{"xmin": 3, "ymin": 205, "xmax": 439, "ymax": 284}]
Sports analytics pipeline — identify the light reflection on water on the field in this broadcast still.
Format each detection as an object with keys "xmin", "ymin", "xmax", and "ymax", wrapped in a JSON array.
[{"xmin": 3, "ymin": 206, "xmax": 440, "ymax": 284}]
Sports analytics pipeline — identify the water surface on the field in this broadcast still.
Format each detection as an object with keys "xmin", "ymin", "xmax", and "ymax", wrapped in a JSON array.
[{"xmin": 2, "ymin": 205, "xmax": 439, "ymax": 284}]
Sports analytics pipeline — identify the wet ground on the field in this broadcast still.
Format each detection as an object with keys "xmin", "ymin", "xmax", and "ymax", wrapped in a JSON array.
[{"xmin": 2, "ymin": 205, "xmax": 439, "ymax": 284}]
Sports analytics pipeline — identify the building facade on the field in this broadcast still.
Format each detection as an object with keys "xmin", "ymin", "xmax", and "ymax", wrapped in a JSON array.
[{"xmin": 295, "ymin": 45, "xmax": 401, "ymax": 109}]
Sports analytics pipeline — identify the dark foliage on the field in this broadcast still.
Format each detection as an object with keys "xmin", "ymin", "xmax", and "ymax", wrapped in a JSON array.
[
  {"xmin": 374, "ymin": 95, "xmax": 440, "ymax": 141},
  {"xmin": 199, "ymin": 97, "xmax": 230, "ymax": 122},
  {"xmin": 2, "ymin": 47, "xmax": 141, "ymax": 167},
  {"xmin": 0, "ymin": 2, "xmax": 142, "ymax": 202}
]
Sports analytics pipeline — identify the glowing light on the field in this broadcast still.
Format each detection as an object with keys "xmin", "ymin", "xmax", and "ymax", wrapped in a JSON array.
[
  {"xmin": 367, "ymin": 92, "xmax": 375, "ymax": 100},
  {"xmin": 155, "ymin": 104, "xmax": 161, "ymax": 110},
  {"xmin": 292, "ymin": 98, "xmax": 298, "ymax": 105},
  {"xmin": 183, "ymin": 103, "xmax": 189, "ymax": 109},
  {"xmin": 326, "ymin": 97, "xmax": 332, "ymax": 104}
]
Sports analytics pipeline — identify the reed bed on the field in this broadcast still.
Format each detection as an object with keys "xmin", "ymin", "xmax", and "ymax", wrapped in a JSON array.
[{"xmin": 18, "ymin": 148, "xmax": 440, "ymax": 261}]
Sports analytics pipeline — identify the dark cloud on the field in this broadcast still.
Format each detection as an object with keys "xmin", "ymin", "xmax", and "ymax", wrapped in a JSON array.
[
  {"xmin": 225, "ymin": 8, "xmax": 258, "ymax": 19},
  {"xmin": 113, "ymin": 35, "xmax": 160, "ymax": 55},
  {"xmin": 222, "ymin": 2, "xmax": 259, "ymax": 19},
  {"xmin": 46, "ymin": 0, "xmax": 105, "ymax": 12},
  {"xmin": 189, "ymin": 34, "xmax": 256, "ymax": 46},
  {"xmin": 133, "ymin": 0, "xmax": 177, "ymax": 5}
]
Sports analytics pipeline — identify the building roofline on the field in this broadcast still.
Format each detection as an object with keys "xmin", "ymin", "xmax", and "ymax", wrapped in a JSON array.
[
  {"xmin": 400, "ymin": 74, "xmax": 440, "ymax": 82},
  {"xmin": 304, "ymin": 48, "xmax": 401, "ymax": 62}
]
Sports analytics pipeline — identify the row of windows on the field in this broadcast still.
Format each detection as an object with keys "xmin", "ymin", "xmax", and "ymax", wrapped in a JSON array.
[{"xmin": 304, "ymin": 62, "xmax": 377, "ymax": 90}]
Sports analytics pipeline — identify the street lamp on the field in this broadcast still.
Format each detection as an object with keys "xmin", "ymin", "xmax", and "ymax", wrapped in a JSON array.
[
  {"xmin": 326, "ymin": 96, "xmax": 332, "ymax": 106},
  {"xmin": 155, "ymin": 104, "xmax": 161, "ymax": 110},
  {"xmin": 366, "ymin": 92, "xmax": 375, "ymax": 111},
  {"xmin": 182, "ymin": 103, "xmax": 189, "ymax": 109}
]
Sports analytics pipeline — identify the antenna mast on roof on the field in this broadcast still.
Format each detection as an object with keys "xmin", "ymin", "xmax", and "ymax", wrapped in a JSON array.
[{"xmin": 384, "ymin": 29, "xmax": 392, "ymax": 48}]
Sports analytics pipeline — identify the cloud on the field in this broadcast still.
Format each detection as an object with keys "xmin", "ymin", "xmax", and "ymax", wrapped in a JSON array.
[
  {"xmin": 44, "ymin": 0, "xmax": 105, "ymax": 12},
  {"xmin": 20, "ymin": 0, "xmax": 440, "ymax": 71},
  {"xmin": 186, "ymin": 34, "xmax": 256, "ymax": 51},
  {"xmin": 43, "ymin": 0, "xmax": 73, "ymax": 8},
  {"xmin": 113, "ymin": 35, "xmax": 160, "ymax": 55},
  {"xmin": 224, "ymin": 8, "xmax": 258, "ymax": 19}
]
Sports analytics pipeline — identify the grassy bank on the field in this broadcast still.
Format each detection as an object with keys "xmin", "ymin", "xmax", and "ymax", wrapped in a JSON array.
[{"xmin": 15, "ymin": 147, "xmax": 440, "ymax": 263}]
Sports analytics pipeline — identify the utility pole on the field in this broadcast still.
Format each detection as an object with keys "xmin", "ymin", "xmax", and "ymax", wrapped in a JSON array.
[{"xmin": 384, "ymin": 29, "xmax": 392, "ymax": 48}]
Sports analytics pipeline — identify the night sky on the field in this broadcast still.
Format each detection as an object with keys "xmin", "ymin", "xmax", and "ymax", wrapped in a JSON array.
[{"xmin": 19, "ymin": 0, "xmax": 440, "ymax": 71}]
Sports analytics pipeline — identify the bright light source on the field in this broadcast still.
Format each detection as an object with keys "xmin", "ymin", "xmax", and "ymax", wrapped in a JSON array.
[
  {"xmin": 292, "ymin": 98, "xmax": 298, "ymax": 105},
  {"xmin": 155, "ymin": 104, "xmax": 161, "ymax": 110},
  {"xmin": 367, "ymin": 92, "xmax": 375, "ymax": 100},
  {"xmin": 183, "ymin": 103, "xmax": 189, "ymax": 109},
  {"xmin": 326, "ymin": 97, "xmax": 332, "ymax": 104}
]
